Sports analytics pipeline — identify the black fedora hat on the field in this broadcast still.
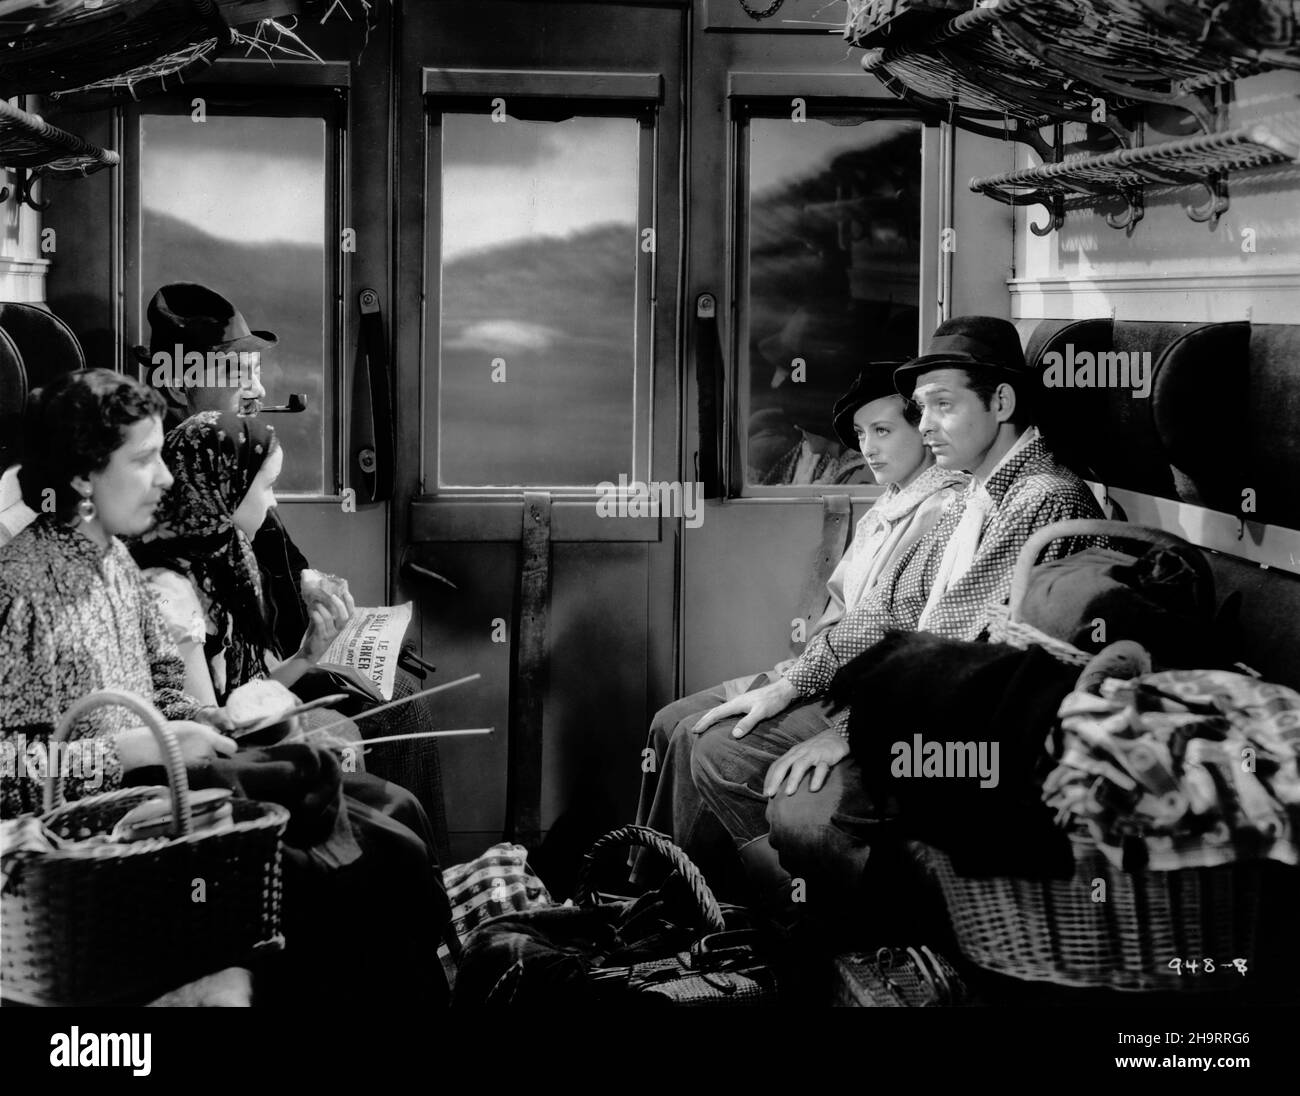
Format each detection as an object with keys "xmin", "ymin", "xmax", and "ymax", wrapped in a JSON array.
[
  {"xmin": 893, "ymin": 315, "xmax": 1029, "ymax": 398},
  {"xmin": 831, "ymin": 361, "xmax": 909, "ymax": 451},
  {"xmin": 142, "ymin": 283, "xmax": 277, "ymax": 359}
]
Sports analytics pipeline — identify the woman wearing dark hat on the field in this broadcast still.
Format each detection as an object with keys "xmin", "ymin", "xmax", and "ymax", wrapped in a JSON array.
[{"xmin": 633, "ymin": 362, "xmax": 965, "ymax": 887}]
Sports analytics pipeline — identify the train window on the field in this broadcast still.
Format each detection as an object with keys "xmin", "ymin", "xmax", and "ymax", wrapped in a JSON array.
[
  {"xmin": 428, "ymin": 107, "xmax": 651, "ymax": 490},
  {"xmin": 132, "ymin": 101, "xmax": 340, "ymax": 497},
  {"xmin": 737, "ymin": 112, "xmax": 924, "ymax": 493}
]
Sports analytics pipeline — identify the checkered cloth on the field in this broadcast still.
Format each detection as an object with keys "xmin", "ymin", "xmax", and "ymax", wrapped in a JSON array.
[{"xmin": 437, "ymin": 843, "xmax": 554, "ymax": 980}]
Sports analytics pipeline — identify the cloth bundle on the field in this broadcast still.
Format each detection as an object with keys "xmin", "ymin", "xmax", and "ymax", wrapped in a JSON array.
[
  {"xmin": 1044, "ymin": 669, "xmax": 1300, "ymax": 872},
  {"xmin": 438, "ymin": 842, "xmax": 554, "ymax": 977},
  {"xmin": 1015, "ymin": 545, "xmax": 1229, "ymax": 667}
]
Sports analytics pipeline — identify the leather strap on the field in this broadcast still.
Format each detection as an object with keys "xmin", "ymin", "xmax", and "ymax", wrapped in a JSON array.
[
  {"xmin": 351, "ymin": 288, "xmax": 394, "ymax": 503},
  {"xmin": 695, "ymin": 294, "xmax": 724, "ymax": 499},
  {"xmin": 792, "ymin": 494, "xmax": 852, "ymax": 654},
  {"xmin": 505, "ymin": 492, "xmax": 552, "ymax": 846}
]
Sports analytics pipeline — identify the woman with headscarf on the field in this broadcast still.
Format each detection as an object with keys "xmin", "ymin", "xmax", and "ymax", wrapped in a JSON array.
[
  {"xmin": 130, "ymin": 410, "xmax": 350, "ymax": 706},
  {"xmin": 131, "ymin": 412, "xmax": 453, "ymax": 1007}
]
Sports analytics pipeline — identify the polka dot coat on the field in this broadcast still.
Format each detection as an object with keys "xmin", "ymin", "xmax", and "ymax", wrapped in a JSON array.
[{"xmin": 785, "ymin": 433, "xmax": 1104, "ymax": 702}]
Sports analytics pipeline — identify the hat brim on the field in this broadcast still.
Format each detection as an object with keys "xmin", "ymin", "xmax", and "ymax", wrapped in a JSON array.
[
  {"xmin": 213, "ymin": 329, "xmax": 278, "ymax": 353},
  {"xmin": 893, "ymin": 352, "xmax": 1027, "ymax": 398},
  {"xmin": 832, "ymin": 361, "xmax": 907, "ymax": 451}
]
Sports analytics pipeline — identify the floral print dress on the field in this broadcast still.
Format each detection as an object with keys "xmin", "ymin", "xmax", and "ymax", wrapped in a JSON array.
[{"xmin": 0, "ymin": 517, "xmax": 203, "ymax": 816}]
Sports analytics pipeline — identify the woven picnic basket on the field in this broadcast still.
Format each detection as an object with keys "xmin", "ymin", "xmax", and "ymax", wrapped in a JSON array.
[
  {"xmin": 925, "ymin": 519, "xmax": 1263, "ymax": 992},
  {"xmin": 0, "ymin": 689, "xmax": 288, "ymax": 1006}
]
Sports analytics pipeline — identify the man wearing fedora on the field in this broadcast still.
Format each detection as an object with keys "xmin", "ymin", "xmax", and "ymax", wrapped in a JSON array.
[
  {"xmin": 138, "ymin": 282, "xmax": 318, "ymax": 656},
  {"xmin": 136, "ymin": 283, "xmax": 276, "ymax": 431},
  {"xmin": 688, "ymin": 315, "xmax": 1103, "ymax": 923},
  {"xmin": 633, "ymin": 353, "xmax": 966, "ymax": 889}
]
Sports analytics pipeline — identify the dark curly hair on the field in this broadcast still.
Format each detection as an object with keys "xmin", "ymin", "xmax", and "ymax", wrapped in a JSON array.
[{"xmin": 18, "ymin": 369, "xmax": 166, "ymax": 521}]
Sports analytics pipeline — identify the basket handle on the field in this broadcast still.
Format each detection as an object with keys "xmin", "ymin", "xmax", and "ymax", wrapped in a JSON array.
[
  {"xmin": 45, "ymin": 689, "xmax": 192, "ymax": 837},
  {"xmin": 1006, "ymin": 519, "xmax": 1215, "ymax": 622},
  {"xmin": 573, "ymin": 824, "xmax": 726, "ymax": 934}
]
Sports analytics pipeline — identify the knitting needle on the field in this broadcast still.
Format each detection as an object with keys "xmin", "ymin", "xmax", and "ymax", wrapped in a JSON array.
[
  {"xmin": 358, "ymin": 728, "xmax": 493, "ymax": 748},
  {"xmin": 303, "ymin": 673, "xmax": 481, "ymax": 736}
]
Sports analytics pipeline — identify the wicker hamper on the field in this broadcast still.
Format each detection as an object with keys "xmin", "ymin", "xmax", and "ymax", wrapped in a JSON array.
[
  {"xmin": 927, "ymin": 520, "xmax": 1268, "ymax": 992},
  {"xmin": 0, "ymin": 689, "xmax": 288, "ymax": 1006}
]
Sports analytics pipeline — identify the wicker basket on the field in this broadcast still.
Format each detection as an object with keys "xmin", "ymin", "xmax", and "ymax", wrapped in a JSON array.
[
  {"xmin": 985, "ymin": 518, "xmax": 1215, "ymax": 667},
  {"xmin": 0, "ymin": 689, "xmax": 289, "ymax": 1006},
  {"xmin": 928, "ymin": 519, "xmax": 1261, "ymax": 991},
  {"xmin": 913, "ymin": 833, "xmax": 1264, "ymax": 992}
]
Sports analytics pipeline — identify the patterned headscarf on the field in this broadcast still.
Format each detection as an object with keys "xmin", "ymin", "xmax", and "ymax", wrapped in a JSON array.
[{"xmin": 131, "ymin": 410, "xmax": 279, "ymax": 698}]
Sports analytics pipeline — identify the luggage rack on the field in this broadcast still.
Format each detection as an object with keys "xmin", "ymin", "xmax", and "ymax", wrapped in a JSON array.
[
  {"xmin": 0, "ymin": 97, "xmax": 119, "ymax": 207},
  {"xmin": 969, "ymin": 120, "xmax": 1300, "ymax": 234},
  {"xmin": 849, "ymin": 0, "xmax": 1299, "ymax": 154}
]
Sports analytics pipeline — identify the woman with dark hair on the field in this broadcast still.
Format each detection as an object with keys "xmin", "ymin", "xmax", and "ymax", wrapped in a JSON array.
[{"xmin": 0, "ymin": 369, "xmax": 235, "ymax": 817}]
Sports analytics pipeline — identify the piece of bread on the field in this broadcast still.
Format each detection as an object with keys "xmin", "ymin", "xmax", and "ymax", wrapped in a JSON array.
[
  {"xmin": 301, "ymin": 567, "xmax": 350, "ymax": 606},
  {"xmin": 226, "ymin": 678, "xmax": 298, "ymax": 727}
]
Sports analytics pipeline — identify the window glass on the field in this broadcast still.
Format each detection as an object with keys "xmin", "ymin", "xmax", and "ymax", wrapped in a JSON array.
[
  {"xmin": 745, "ymin": 117, "xmax": 923, "ymax": 488},
  {"xmin": 140, "ymin": 113, "xmax": 329, "ymax": 495},
  {"xmin": 437, "ymin": 112, "xmax": 641, "ymax": 488}
]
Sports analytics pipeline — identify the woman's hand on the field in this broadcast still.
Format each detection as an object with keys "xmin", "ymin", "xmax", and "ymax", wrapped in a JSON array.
[
  {"xmin": 115, "ymin": 721, "xmax": 238, "ymax": 773},
  {"xmin": 691, "ymin": 677, "xmax": 800, "ymax": 739},
  {"xmin": 297, "ymin": 591, "xmax": 355, "ymax": 664},
  {"xmin": 192, "ymin": 705, "xmax": 235, "ymax": 732}
]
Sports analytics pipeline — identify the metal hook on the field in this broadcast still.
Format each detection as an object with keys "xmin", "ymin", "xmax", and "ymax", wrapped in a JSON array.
[
  {"xmin": 15, "ymin": 168, "xmax": 50, "ymax": 213},
  {"xmin": 1185, "ymin": 176, "xmax": 1229, "ymax": 227},
  {"xmin": 1029, "ymin": 193, "xmax": 1065, "ymax": 236},
  {"xmin": 1103, "ymin": 189, "xmax": 1144, "ymax": 234}
]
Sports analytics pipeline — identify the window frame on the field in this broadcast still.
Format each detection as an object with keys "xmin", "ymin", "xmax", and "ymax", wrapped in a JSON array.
[
  {"xmin": 729, "ymin": 90, "xmax": 941, "ymax": 501},
  {"xmin": 121, "ymin": 75, "xmax": 348, "ymax": 501},
  {"xmin": 421, "ymin": 69, "xmax": 662, "ymax": 497}
]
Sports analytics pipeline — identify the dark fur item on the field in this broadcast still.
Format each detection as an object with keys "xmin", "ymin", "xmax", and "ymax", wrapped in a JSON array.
[{"xmin": 830, "ymin": 631, "xmax": 1079, "ymax": 879}]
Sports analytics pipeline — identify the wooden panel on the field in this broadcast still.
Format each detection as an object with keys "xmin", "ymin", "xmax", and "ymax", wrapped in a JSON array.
[
  {"xmin": 682, "ymin": 496, "xmax": 878, "ymax": 692},
  {"xmin": 416, "ymin": 542, "xmax": 517, "ymax": 842},
  {"xmin": 43, "ymin": 109, "xmax": 120, "ymax": 369},
  {"xmin": 195, "ymin": 59, "xmax": 351, "ymax": 86},
  {"xmin": 416, "ymin": 541, "xmax": 651, "ymax": 849},
  {"xmin": 540, "ymin": 542, "xmax": 650, "ymax": 835},
  {"xmin": 424, "ymin": 68, "xmax": 661, "ymax": 100},
  {"xmin": 277, "ymin": 503, "xmax": 387, "ymax": 606},
  {"xmin": 410, "ymin": 498, "xmax": 661, "ymax": 542},
  {"xmin": 703, "ymin": 0, "xmax": 849, "ymax": 32}
]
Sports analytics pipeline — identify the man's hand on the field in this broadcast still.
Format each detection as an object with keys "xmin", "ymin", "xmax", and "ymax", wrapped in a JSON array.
[
  {"xmin": 763, "ymin": 729, "xmax": 849, "ymax": 797},
  {"xmin": 691, "ymin": 677, "xmax": 799, "ymax": 739}
]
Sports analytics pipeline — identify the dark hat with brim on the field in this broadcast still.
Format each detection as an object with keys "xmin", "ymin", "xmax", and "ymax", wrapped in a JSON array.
[
  {"xmin": 831, "ymin": 361, "xmax": 911, "ymax": 452},
  {"xmin": 143, "ymin": 282, "xmax": 278, "ymax": 360},
  {"xmin": 893, "ymin": 315, "xmax": 1029, "ymax": 399}
]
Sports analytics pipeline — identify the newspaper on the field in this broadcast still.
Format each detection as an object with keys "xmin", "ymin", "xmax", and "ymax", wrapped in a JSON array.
[{"xmin": 318, "ymin": 602, "xmax": 413, "ymax": 701}]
